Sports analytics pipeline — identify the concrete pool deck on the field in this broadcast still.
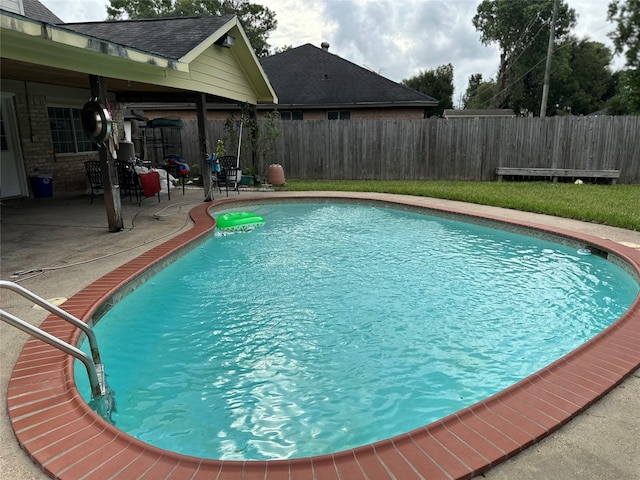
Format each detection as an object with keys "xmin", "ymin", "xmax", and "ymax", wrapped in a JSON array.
[{"xmin": 1, "ymin": 188, "xmax": 638, "ymax": 479}]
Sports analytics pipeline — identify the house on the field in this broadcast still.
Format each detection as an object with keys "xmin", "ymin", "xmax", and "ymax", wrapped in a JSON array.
[
  {"xmin": 131, "ymin": 42, "xmax": 440, "ymax": 122},
  {"xmin": 443, "ymin": 109, "xmax": 516, "ymax": 119},
  {"xmin": 259, "ymin": 43, "xmax": 438, "ymax": 120},
  {"xmin": 0, "ymin": 0, "xmax": 276, "ymax": 198}
]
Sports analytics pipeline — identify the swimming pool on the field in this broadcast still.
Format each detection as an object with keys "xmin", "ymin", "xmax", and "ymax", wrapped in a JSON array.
[
  {"xmin": 9, "ymin": 194, "xmax": 640, "ymax": 480},
  {"xmin": 75, "ymin": 202, "xmax": 638, "ymax": 461}
]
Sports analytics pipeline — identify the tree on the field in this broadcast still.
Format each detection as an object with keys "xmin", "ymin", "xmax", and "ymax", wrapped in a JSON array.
[
  {"xmin": 551, "ymin": 39, "xmax": 615, "ymax": 115},
  {"xmin": 607, "ymin": 0, "xmax": 640, "ymax": 114},
  {"xmin": 402, "ymin": 64, "xmax": 454, "ymax": 117},
  {"xmin": 607, "ymin": 69, "xmax": 640, "ymax": 114},
  {"xmin": 472, "ymin": 0, "xmax": 577, "ymax": 114},
  {"xmin": 107, "ymin": 0, "xmax": 277, "ymax": 57},
  {"xmin": 462, "ymin": 73, "xmax": 498, "ymax": 109},
  {"xmin": 608, "ymin": 0, "xmax": 640, "ymax": 69},
  {"xmin": 271, "ymin": 44, "xmax": 294, "ymax": 54},
  {"xmin": 462, "ymin": 73, "xmax": 483, "ymax": 107},
  {"xmin": 107, "ymin": 0, "xmax": 173, "ymax": 18}
]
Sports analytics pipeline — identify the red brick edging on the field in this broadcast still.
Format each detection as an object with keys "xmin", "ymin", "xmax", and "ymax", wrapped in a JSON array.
[{"xmin": 7, "ymin": 194, "xmax": 640, "ymax": 480}]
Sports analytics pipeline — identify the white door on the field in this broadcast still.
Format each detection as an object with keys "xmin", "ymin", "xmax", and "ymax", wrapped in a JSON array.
[{"xmin": 1, "ymin": 94, "xmax": 28, "ymax": 199}]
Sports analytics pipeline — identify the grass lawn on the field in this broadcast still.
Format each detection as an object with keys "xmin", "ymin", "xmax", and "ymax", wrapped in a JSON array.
[{"xmin": 277, "ymin": 180, "xmax": 640, "ymax": 231}]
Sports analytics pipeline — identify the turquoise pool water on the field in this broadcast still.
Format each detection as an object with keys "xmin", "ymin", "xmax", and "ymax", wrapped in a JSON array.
[{"xmin": 76, "ymin": 203, "xmax": 639, "ymax": 461}]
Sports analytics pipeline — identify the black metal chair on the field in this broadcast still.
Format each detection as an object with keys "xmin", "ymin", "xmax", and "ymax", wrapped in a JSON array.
[
  {"xmin": 84, "ymin": 160, "xmax": 103, "ymax": 204},
  {"xmin": 116, "ymin": 161, "xmax": 143, "ymax": 205},
  {"xmin": 216, "ymin": 155, "xmax": 241, "ymax": 196}
]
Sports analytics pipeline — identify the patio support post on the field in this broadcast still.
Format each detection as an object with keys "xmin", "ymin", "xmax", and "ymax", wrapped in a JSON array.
[
  {"xmin": 89, "ymin": 75, "xmax": 123, "ymax": 232},
  {"xmin": 249, "ymin": 103, "xmax": 258, "ymax": 179},
  {"xmin": 196, "ymin": 93, "xmax": 212, "ymax": 201}
]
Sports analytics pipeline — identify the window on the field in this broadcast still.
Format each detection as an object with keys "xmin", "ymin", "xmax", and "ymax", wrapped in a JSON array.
[
  {"xmin": 279, "ymin": 110, "xmax": 303, "ymax": 121},
  {"xmin": 48, "ymin": 106, "xmax": 97, "ymax": 154},
  {"xmin": 328, "ymin": 110, "xmax": 351, "ymax": 120}
]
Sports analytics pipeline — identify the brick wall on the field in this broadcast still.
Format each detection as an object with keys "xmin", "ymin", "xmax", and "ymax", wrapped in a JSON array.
[
  {"xmin": 14, "ymin": 93, "xmax": 56, "ymax": 178},
  {"xmin": 53, "ymin": 152, "xmax": 100, "ymax": 192},
  {"xmin": 13, "ymin": 92, "xmax": 126, "ymax": 195}
]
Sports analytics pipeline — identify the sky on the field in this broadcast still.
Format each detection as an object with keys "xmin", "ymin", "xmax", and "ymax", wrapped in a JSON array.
[{"xmin": 39, "ymin": 0, "xmax": 625, "ymax": 106}]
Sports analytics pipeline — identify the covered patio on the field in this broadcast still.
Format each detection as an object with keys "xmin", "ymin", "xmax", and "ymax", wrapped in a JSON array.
[{"xmin": 1, "ymin": 6, "xmax": 277, "ymax": 230}]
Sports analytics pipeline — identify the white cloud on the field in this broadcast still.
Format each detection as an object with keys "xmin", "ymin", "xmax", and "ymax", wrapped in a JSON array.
[
  {"xmin": 40, "ymin": 0, "xmax": 625, "ymax": 105},
  {"xmin": 41, "ymin": 0, "xmax": 108, "ymax": 21}
]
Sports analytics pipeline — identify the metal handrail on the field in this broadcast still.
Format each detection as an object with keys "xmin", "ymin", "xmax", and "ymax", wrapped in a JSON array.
[
  {"xmin": 0, "ymin": 310, "xmax": 104, "ymax": 399},
  {"xmin": 0, "ymin": 281, "xmax": 105, "ymax": 399},
  {"xmin": 0, "ymin": 280, "xmax": 101, "ymax": 364}
]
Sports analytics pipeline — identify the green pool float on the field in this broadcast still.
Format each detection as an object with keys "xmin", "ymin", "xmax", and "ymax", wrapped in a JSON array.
[{"xmin": 216, "ymin": 212, "xmax": 265, "ymax": 232}]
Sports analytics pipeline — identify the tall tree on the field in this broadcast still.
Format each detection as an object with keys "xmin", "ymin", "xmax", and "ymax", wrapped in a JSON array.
[
  {"xmin": 607, "ymin": 0, "xmax": 640, "ymax": 114},
  {"xmin": 608, "ymin": 0, "xmax": 640, "ymax": 69},
  {"xmin": 107, "ymin": 0, "xmax": 277, "ymax": 57},
  {"xmin": 463, "ymin": 74, "xmax": 498, "ymax": 109},
  {"xmin": 607, "ymin": 69, "xmax": 640, "ymax": 114},
  {"xmin": 472, "ymin": 0, "xmax": 576, "ymax": 115},
  {"xmin": 551, "ymin": 39, "xmax": 614, "ymax": 115},
  {"xmin": 402, "ymin": 64, "xmax": 454, "ymax": 117}
]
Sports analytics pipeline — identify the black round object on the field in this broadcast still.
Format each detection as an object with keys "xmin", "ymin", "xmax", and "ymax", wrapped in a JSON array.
[{"xmin": 81, "ymin": 100, "xmax": 112, "ymax": 144}]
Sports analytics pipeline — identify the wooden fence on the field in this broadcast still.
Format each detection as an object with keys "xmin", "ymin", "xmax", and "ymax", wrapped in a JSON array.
[{"xmin": 181, "ymin": 116, "xmax": 640, "ymax": 183}]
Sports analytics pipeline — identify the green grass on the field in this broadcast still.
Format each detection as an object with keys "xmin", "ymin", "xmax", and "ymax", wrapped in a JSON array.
[{"xmin": 276, "ymin": 180, "xmax": 640, "ymax": 231}]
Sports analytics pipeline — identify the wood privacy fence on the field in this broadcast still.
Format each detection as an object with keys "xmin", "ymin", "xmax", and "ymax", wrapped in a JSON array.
[{"xmin": 181, "ymin": 116, "xmax": 640, "ymax": 183}]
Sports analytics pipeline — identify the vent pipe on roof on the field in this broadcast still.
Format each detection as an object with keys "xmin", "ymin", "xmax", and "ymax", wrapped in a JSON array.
[{"xmin": 321, "ymin": 42, "xmax": 330, "ymax": 51}]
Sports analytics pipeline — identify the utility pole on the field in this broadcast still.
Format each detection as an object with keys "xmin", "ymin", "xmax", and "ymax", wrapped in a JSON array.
[{"xmin": 540, "ymin": 0, "xmax": 559, "ymax": 117}]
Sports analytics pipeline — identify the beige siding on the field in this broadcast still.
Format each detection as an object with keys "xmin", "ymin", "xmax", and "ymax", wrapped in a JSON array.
[{"xmin": 160, "ymin": 46, "xmax": 262, "ymax": 103}]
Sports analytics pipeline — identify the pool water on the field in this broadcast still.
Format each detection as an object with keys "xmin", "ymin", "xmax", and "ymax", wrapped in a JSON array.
[{"xmin": 76, "ymin": 203, "xmax": 639, "ymax": 461}]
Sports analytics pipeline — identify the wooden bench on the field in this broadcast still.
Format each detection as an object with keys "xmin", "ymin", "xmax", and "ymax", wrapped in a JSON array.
[{"xmin": 495, "ymin": 167, "xmax": 621, "ymax": 184}]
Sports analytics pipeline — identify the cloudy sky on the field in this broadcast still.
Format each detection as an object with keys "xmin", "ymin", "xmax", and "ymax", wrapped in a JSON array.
[{"xmin": 40, "ymin": 0, "xmax": 624, "ymax": 105}]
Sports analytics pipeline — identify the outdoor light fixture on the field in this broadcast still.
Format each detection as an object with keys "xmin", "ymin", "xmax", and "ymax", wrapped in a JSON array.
[{"xmin": 216, "ymin": 34, "xmax": 235, "ymax": 48}]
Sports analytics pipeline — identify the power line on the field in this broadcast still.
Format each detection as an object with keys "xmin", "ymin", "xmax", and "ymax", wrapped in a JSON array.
[
  {"xmin": 463, "ymin": 12, "xmax": 553, "ymax": 108},
  {"xmin": 465, "ymin": 38, "xmax": 574, "ymax": 111}
]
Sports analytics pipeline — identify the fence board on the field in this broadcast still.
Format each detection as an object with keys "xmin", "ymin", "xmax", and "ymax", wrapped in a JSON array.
[{"xmin": 178, "ymin": 116, "xmax": 639, "ymax": 183}]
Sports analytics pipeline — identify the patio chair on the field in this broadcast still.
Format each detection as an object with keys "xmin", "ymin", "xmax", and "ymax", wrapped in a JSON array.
[
  {"xmin": 116, "ymin": 161, "xmax": 143, "ymax": 205},
  {"xmin": 84, "ymin": 160, "xmax": 103, "ymax": 204},
  {"xmin": 137, "ymin": 171, "xmax": 162, "ymax": 205},
  {"xmin": 216, "ymin": 155, "xmax": 241, "ymax": 196},
  {"xmin": 116, "ymin": 161, "xmax": 161, "ymax": 206}
]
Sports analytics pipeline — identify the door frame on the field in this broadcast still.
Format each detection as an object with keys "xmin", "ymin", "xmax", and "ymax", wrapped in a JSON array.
[{"xmin": 1, "ymin": 93, "xmax": 28, "ymax": 198}]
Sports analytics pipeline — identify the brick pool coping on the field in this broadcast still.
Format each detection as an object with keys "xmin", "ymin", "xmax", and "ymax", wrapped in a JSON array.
[{"xmin": 7, "ymin": 194, "xmax": 640, "ymax": 480}]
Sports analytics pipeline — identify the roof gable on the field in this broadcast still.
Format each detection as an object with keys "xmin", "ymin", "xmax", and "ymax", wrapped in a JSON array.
[
  {"xmin": 62, "ymin": 16, "xmax": 234, "ymax": 60},
  {"xmin": 23, "ymin": 0, "xmax": 62, "ymax": 23},
  {"xmin": 260, "ymin": 44, "xmax": 437, "ymax": 107}
]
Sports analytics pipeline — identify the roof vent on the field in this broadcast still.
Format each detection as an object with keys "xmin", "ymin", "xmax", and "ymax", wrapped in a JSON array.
[{"xmin": 321, "ymin": 42, "xmax": 330, "ymax": 51}]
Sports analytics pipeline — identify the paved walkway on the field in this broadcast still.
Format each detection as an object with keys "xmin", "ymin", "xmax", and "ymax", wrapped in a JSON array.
[{"xmin": 1, "ymin": 189, "xmax": 638, "ymax": 479}]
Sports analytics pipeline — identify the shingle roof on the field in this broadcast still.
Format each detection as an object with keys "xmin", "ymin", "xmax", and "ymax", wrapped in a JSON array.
[
  {"xmin": 62, "ymin": 16, "xmax": 234, "ymax": 60},
  {"xmin": 22, "ymin": 0, "xmax": 63, "ymax": 23},
  {"xmin": 443, "ymin": 109, "xmax": 516, "ymax": 118},
  {"xmin": 260, "ymin": 44, "xmax": 438, "ymax": 107}
]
